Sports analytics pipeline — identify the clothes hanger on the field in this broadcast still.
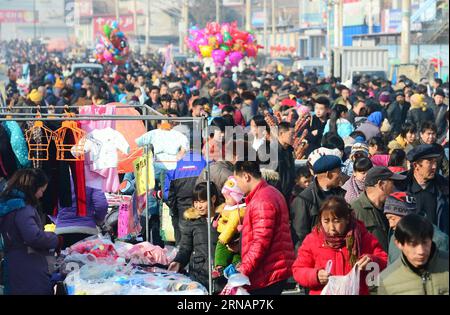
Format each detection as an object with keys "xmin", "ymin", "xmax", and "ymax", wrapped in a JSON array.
[
  {"xmin": 54, "ymin": 110, "xmax": 86, "ymax": 161},
  {"xmin": 25, "ymin": 110, "xmax": 53, "ymax": 161}
]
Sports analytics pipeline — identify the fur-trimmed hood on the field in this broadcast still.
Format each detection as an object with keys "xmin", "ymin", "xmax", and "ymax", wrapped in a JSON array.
[
  {"xmin": 0, "ymin": 189, "xmax": 26, "ymax": 218},
  {"xmin": 183, "ymin": 204, "xmax": 219, "ymax": 220},
  {"xmin": 260, "ymin": 168, "xmax": 280, "ymax": 182}
]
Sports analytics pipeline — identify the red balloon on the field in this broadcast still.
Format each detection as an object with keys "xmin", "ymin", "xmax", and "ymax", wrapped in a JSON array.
[
  {"xmin": 232, "ymin": 31, "xmax": 248, "ymax": 43},
  {"xmin": 246, "ymin": 44, "xmax": 257, "ymax": 57}
]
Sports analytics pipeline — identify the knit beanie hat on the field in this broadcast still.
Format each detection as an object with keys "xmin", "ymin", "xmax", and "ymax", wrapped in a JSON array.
[
  {"xmin": 29, "ymin": 89, "xmax": 43, "ymax": 104},
  {"xmin": 350, "ymin": 142, "xmax": 369, "ymax": 158},
  {"xmin": 410, "ymin": 94, "xmax": 427, "ymax": 111},
  {"xmin": 368, "ymin": 111, "xmax": 383, "ymax": 127},
  {"xmin": 222, "ymin": 176, "xmax": 245, "ymax": 203},
  {"xmin": 384, "ymin": 192, "xmax": 416, "ymax": 217},
  {"xmin": 379, "ymin": 92, "xmax": 391, "ymax": 103}
]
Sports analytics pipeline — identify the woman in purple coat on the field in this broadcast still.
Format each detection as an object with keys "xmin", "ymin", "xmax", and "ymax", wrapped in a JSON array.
[{"xmin": 0, "ymin": 169, "xmax": 60, "ymax": 295}]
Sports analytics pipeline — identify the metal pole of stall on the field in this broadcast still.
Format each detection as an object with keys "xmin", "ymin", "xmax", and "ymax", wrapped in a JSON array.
[
  {"xmin": 145, "ymin": 144, "xmax": 150, "ymax": 242},
  {"xmin": 0, "ymin": 115, "xmax": 201, "ymax": 122},
  {"xmin": 204, "ymin": 116, "xmax": 212, "ymax": 295},
  {"xmin": 0, "ymin": 105, "xmax": 149, "ymax": 111},
  {"xmin": 144, "ymin": 104, "xmax": 149, "ymax": 131}
]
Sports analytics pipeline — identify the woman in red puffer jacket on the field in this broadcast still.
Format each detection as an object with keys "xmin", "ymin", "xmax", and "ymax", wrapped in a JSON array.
[{"xmin": 292, "ymin": 196, "xmax": 387, "ymax": 295}]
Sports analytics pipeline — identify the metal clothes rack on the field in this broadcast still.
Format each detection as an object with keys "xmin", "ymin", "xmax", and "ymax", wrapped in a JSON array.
[{"xmin": 0, "ymin": 112, "xmax": 214, "ymax": 295}]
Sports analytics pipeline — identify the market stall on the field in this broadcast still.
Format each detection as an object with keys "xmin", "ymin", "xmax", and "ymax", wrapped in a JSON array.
[{"xmin": 0, "ymin": 108, "xmax": 215, "ymax": 294}]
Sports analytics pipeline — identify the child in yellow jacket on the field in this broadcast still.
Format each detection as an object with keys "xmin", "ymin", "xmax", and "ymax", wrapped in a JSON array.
[{"xmin": 212, "ymin": 176, "xmax": 246, "ymax": 279}]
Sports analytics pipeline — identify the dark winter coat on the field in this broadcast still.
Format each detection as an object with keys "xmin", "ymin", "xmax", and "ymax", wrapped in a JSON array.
[
  {"xmin": 0, "ymin": 190, "xmax": 58, "ymax": 295},
  {"xmin": 291, "ymin": 177, "xmax": 346, "ymax": 246},
  {"xmin": 276, "ymin": 143, "xmax": 296, "ymax": 203},
  {"xmin": 434, "ymin": 103, "xmax": 449, "ymax": 141},
  {"xmin": 173, "ymin": 207, "xmax": 217, "ymax": 289},
  {"xmin": 381, "ymin": 102, "xmax": 402, "ymax": 136},
  {"xmin": 396, "ymin": 170, "xmax": 449, "ymax": 236},
  {"xmin": 305, "ymin": 115, "xmax": 327, "ymax": 155},
  {"xmin": 405, "ymin": 107, "xmax": 435, "ymax": 127},
  {"xmin": 0, "ymin": 124, "xmax": 17, "ymax": 179}
]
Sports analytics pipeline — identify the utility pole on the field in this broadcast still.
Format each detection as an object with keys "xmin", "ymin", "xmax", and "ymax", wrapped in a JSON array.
[
  {"xmin": 115, "ymin": 0, "xmax": 120, "ymax": 21},
  {"xmin": 245, "ymin": 0, "xmax": 251, "ymax": 31},
  {"xmin": 401, "ymin": 0, "xmax": 411, "ymax": 64},
  {"xmin": 180, "ymin": 0, "xmax": 189, "ymax": 53},
  {"xmin": 326, "ymin": 1, "xmax": 332, "ymax": 76},
  {"xmin": 333, "ymin": 1, "xmax": 339, "ymax": 49},
  {"xmin": 33, "ymin": 0, "xmax": 37, "ymax": 41},
  {"xmin": 271, "ymin": 0, "xmax": 276, "ymax": 47},
  {"xmin": 298, "ymin": 0, "xmax": 301, "ymax": 28},
  {"xmin": 263, "ymin": 0, "xmax": 268, "ymax": 55},
  {"xmin": 216, "ymin": 0, "xmax": 221, "ymax": 24},
  {"xmin": 145, "ymin": 0, "xmax": 150, "ymax": 51},
  {"xmin": 368, "ymin": 0, "xmax": 373, "ymax": 34},
  {"xmin": 133, "ymin": 0, "xmax": 138, "ymax": 50},
  {"xmin": 336, "ymin": 0, "xmax": 343, "ymax": 48}
]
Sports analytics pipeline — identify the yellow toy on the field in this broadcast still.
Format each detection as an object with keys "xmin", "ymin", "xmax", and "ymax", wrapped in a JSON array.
[{"xmin": 212, "ymin": 176, "xmax": 246, "ymax": 279}]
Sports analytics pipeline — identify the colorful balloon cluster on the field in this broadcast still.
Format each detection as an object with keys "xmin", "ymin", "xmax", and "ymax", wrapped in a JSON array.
[
  {"xmin": 94, "ymin": 21, "xmax": 130, "ymax": 65},
  {"xmin": 185, "ymin": 21, "xmax": 262, "ymax": 69}
]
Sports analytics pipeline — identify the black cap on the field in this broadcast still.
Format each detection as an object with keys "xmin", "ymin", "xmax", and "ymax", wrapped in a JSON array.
[
  {"xmin": 395, "ymin": 90, "xmax": 405, "ymax": 97},
  {"xmin": 365, "ymin": 166, "xmax": 406, "ymax": 187},
  {"xmin": 434, "ymin": 89, "xmax": 445, "ymax": 98},
  {"xmin": 406, "ymin": 144, "xmax": 442, "ymax": 162}
]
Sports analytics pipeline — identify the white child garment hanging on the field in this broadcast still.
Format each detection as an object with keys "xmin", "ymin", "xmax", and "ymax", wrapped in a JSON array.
[
  {"xmin": 84, "ymin": 127, "xmax": 130, "ymax": 171},
  {"xmin": 75, "ymin": 127, "xmax": 130, "ymax": 192}
]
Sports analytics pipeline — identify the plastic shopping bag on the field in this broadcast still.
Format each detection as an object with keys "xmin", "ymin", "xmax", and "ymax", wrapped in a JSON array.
[
  {"xmin": 219, "ymin": 264, "xmax": 250, "ymax": 295},
  {"xmin": 321, "ymin": 264, "xmax": 360, "ymax": 295}
]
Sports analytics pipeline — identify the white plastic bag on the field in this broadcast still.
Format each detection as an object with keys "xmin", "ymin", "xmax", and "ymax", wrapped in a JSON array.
[
  {"xmin": 321, "ymin": 265, "xmax": 360, "ymax": 295},
  {"xmin": 219, "ymin": 265, "xmax": 251, "ymax": 295}
]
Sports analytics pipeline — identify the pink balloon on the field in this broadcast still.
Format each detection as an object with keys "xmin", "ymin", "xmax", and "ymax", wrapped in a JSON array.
[
  {"xmin": 228, "ymin": 51, "xmax": 243, "ymax": 66},
  {"xmin": 197, "ymin": 37, "xmax": 208, "ymax": 46},
  {"xmin": 215, "ymin": 33, "xmax": 223, "ymax": 45},
  {"xmin": 212, "ymin": 49, "xmax": 227, "ymax": 65},
  {"xmin": 96, "ymin": 44, "xmax": 105, "ymax": 53},
  {"xmin": 207, "ymin": 22, "xmax": 221, "ymax": 35},
  {"xmin": 103, "ymin": 50, "xmax": 113, "ymax": 62},
  {"xmin": 221, "ymin": 23, "xmax": 230, "ymax": 33}
]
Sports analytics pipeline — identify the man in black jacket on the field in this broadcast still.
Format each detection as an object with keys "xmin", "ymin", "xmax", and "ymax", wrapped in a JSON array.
[
  {"xmin": 379, "ymin": 91, "xmax": 402, "ymax": 136},
  {"xmin": 432, "ymin": 89, "xmax": 448, "ymax": 142},
  {"xmin": 392, "ymin": 90, "xmax": 410, "ymax": 124},
  {"xmin": 290, "ymin": 153, "xmax": 345, "ymax": 247},
  {"xmin": 396, "ymin": 144, "xmax": 449, "ymax": 236},
  {"xmin": 305, "ymin": 96, "xmax": 330, "ymax": 155},
  {"xmin": 276, "ymin": 122, "xmax": 296, "ymax": 204}
]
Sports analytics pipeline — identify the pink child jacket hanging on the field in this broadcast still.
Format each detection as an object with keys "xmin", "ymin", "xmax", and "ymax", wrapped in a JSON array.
[{"xmin": 118, "ymin": 195, "xmax": 141, "ymax": 238}]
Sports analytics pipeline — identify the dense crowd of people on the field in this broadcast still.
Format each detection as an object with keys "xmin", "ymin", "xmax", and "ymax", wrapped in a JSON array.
[{"xmin": 0, "ymin": 39, "xmax": 449, "ymax": 295}]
